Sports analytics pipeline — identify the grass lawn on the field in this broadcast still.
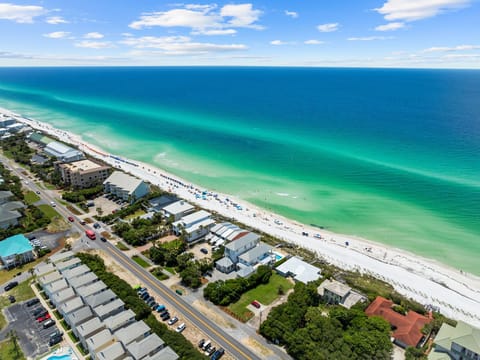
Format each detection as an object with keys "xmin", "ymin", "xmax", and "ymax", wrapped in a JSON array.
[
  {"xmin": 116, "ymin": 242, "xmax": 129, "ymax": 251},
  {"xmin": 124, "ymin": 209, "xmax": 146, "ymax": 221},
  {"xmin": 37, "ymin": 204, "xmax": 61, "ymax": 220},
  {"xmin": 66, "ymin": 205, "xmax": 83, "ymax": 215},
  {"xmin": 24, "ymin": 191, "xmax": 40, "ymax": 205},
  {"xmin": 0, "ymin": 278, "xmax": 35, "ymax": 330},
  {"xmin": 228, "ymin": 273, "xmax": 294, "ymax": 321},
  {"xmin": 0, "ymin": 338, "xmax": 26, "ymax": 360},
  {"xmin": 44, "ymin": 183, "xmax": 57, "ymax": 190},
  {"xmin": 164, "ymin": 266, "xmax": 177, "ymax": 275},
  {"xmin": 132, "ymin": 255, "xmax": 150, "ymax": 268},
  {"xmin": 0, "ymin": 258, "xmax": 43, "ymax": 287}
]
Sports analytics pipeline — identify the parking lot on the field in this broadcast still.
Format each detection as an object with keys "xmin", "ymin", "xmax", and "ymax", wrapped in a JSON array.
[
  {"xmin": 26, "ymin": 230, "xmax": 66, "ymax": 251},
  {"xmin": 1, "ymin": 298, "xmax": 62, "ymax": 358},
  {"xmin": 87, "ymin": 194, "xmax": 125, "ymax": 216}
]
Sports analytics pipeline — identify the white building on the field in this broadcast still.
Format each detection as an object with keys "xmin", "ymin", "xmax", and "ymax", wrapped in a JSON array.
[
  {"xmin": 276, "ymin": 256, "xmax": 322, "ymax": 284},
  {"xmin": 44, "ymin": 141, "xmax": 85, "ymax": 163},
  {"xmin": 172, "ymin": 210, "xmax": 215, "ymax": 242},
  {"xmin": 162, "ymin": 200, "xmax": 194, "ymax": 221},
  {"xmin": 103, "ymin": 171, "xmax": 149, "ymax": 203},
  {"xmin": 223, "ymin": 232, "xmax": 260, "ymax": 264}
]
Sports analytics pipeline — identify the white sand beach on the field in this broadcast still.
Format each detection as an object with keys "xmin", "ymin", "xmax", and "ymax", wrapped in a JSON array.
[{"xmin": 3, "ymin": 106, "xmax": 480, "ymax": 327}]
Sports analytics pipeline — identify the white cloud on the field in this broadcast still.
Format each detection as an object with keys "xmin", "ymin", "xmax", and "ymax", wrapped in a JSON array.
[
  {"xmin": 348, "ymin": 36, "xmax": 393, "ymax": 41},
  {"xmin": 129, "ymin": 3, "xmax": 262, "ymax": 32},
  {"xmin": 75, "ymin": 40, "xmax": 114, "ymax": 49},
  {"xmin": 0, "ymin": 3, "xmax": 46, "ymax": 23},
  {"xmin": 84, "ymin": 32, "xmax": 104, "ymax": 39},
  {"xmin": 375, "ymin": 0, "xmax": 470, "ymax": 22},
  {"xmin": 43, "ymin": 31, "xmax": 71, "ymax": 39},
  {"xmin": 375, "ymin": 22, "xmax": 405, "ymax": 31},
  {"xmin": 46, "ymin": 16, "xmax": 68, "ymax": 24},
  {"xmin": 285, "ymin": 10, "xmax": 298, "ymax": 18},
  {"xmin": 270, "ymin": 40, "xmax": 287, "ymax": 45},
  {"xmin": 220, "ymin": 4, "xmax": 263, "ymax": 29},
  {"xmin": 304, "ymin": 39, "xmax": 324, "ymax": 45},
  {"xmin": 317, "ymin": 23, "xmax": 339, "ymax": 32},
  {"xmin": 423, "ymin": 44, "xmax": 480, "ymax": 52},
  {"xmin": 120, "ymin": 35, "xmax": 247, "ymax": 55},
  {"xmin": 191, "ymin": 29, "xmax": 237, "ymax": 35}
]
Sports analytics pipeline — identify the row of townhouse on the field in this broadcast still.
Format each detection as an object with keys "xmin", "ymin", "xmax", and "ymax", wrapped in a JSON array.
[{"xmin": 36, "ymin": 251, "xmax": 178, "ymax": 360}]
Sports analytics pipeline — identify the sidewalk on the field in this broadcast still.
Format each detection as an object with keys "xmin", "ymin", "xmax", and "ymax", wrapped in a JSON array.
[{"xmin": 31, "ymin": 282, "xmax": 83, "ymax": 360}]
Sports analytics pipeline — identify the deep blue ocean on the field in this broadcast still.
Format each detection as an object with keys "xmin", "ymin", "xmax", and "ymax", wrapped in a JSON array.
[{"xmin": 0, "ymin": 67, "xmax": 479, "ymax": 273}]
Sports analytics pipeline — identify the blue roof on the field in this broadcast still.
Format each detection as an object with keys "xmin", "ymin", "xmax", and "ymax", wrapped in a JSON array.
[{"xmin": 0, "ymin": 234, "xmax": 33, "ymax": 257}]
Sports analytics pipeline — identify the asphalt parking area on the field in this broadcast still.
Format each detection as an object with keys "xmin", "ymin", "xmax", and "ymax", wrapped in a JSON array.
[{"xmin": 2, "ymin": 300, "xmax": 61, "ymax": 358}]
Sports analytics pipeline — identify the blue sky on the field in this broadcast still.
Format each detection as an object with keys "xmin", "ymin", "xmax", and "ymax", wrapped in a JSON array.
[{"xmin": 0, "ymin": 0, "xmax": 479, "ymax": 67}]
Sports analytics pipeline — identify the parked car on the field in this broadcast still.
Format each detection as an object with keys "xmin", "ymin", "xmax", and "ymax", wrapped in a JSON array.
[
  {"xmin": 161, "ymin": 312, "xmax": 170, "ymax": 321},
  {"xmin": 4, "ymin": 281, "xmax": 18, "ymax": 291},
  {"xmin": 211, "ymin": 348, "xmax": 225, "ymax": 360},
  {"xmin": 202, "ymin": 340, "xmax": 211, "ymax": 351},
  {"xmin": 49, "ymin": 330, "xmax": 63, "ymax": 338},
  {"xmin": 37, "ymin": 313, "xmax": 51, "ymax": 322},
  {"xmin": 168, "ymin": 317, "xmax": 178, "ymax": 325},
  {"xmin": 43, "ymin": 319, "xmax": 55, "ymax": 329},
  {"xmin": 150, "ymin": 302, "xmax": 158, "ymax": 309},
  {"xmin": 200, "ymin": 248, "xmax": 208, "ymax": 254},
  {"xmin": 251, "ymin": 300, "xmax": 261, "ymax": 309},
  {"xmin": 8, "ymin": 295, "xmax": 16, "ymax": 303},
  {"xmin": 26, "ymin": 298, "xmax": 40, "ymax": 307},
  {"xmin": 175, "ymin": 323, "xmax": 186, "ymax": 333},
  {"xmin": 137, "ymin": 288, "xmax": 147, "ymax": 296},
  {"xmin": 32, "ymin": 307, "xmax": 46, "ymax": 317},
  {"xmin": 206, "ymin": 347, "xmax": 216, "ymax": 356},
  {"xmin": 100, "ymin": 237, "xmax": 106, "ymax": 242},
  {"xmin": 49, "ymin": 334, "xmax": 62, "ymax": 346},
  {"xmin": 156, "ymin": 304, "xmax": 165, "ymax": 312},
  {"xmin": 198, "ymin": 339, "xmax": 205, "ymax": 348},
  {"xmin": 140, "ymin": 292, "xmax": 150, "ymax": 300},
  {"xmin": 80, "ymin": 220, "xmax": 86, "ymax": 225}
]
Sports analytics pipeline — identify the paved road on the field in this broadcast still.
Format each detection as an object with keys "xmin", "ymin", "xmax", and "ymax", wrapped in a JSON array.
[
  {"xmin": 96, "ymin": 239, "xmax": 261, "ymax": 360},
  {"xmin": 1, "ymin": 154, "xmax": 262, "ymax": 360}
]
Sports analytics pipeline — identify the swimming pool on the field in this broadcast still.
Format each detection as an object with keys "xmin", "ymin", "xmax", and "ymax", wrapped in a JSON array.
[{"xmin": 46, "ymin": 355, "xmax": 72, "ymax": 360}]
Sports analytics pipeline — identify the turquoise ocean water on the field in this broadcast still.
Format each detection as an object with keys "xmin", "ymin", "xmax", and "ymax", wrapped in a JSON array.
[{"xmin": 0, "ymin": 67, "xmax": 479, "ymax": 274}]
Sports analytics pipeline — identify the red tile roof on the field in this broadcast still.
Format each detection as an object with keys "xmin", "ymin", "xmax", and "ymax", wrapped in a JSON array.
[
  {"xmin": 365, "ymin": 296, "xmax": 431, "ymax": 348},
  {"xmin": 232, "ymin": 231, "xmax": 250, "ymax": 240}
]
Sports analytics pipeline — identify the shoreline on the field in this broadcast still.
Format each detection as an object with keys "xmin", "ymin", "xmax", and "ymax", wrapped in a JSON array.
[{"xmin": 3, "ymin": 106, "xmax": 480, "ymax": 327}]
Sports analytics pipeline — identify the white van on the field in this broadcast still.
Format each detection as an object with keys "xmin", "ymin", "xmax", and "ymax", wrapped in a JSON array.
[{"xmin": 176, "ymin": 323, "xmax": 186, "ymax": 333}]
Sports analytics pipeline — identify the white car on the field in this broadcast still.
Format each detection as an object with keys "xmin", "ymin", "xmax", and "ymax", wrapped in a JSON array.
[
  {"xmin": 50, "ymin": 201, "xmax": 56, "ymax": 207},
  {"xmin": 175, "ymin": 323, "xmax": 186, "ymax": 333}
]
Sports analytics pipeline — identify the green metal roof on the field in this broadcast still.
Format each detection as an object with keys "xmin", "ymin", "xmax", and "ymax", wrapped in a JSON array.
[
  {"xmin": 0, "ymin": 234, "xmax": 33, "ymax": 258},
  {"xmin": 434, "ymin": 321, "xmax": 480, "ymax": 354}
]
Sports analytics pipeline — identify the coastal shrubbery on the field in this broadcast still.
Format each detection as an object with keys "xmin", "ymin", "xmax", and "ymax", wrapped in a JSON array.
[
  {"xmin": 260, "ymin": 282, "xmax": 393, "ymax": 360},
  {"xmin": 62, "ymin": 185, "xmax": 104, "ymax": 203},
  {"xmin": 112, "ymin": 213, "xmax": 167, "ymax": 246},
  {"xmin": 203, "ymin": 265, "xmax": 272, "ymax": 305}
]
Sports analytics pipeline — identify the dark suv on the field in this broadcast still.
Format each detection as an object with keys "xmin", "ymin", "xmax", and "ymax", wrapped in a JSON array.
[{"xmin": 4, "ymin": 281, "xmax": 18, "ymax": 291}]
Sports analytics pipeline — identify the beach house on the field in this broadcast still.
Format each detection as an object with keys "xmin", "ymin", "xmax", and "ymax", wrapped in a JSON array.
[
  {"xmin": 429, "ymin": 321, "xmax": 480, "ymax": 360},
  {"xmin": 0, "ymin": 200, "xmax": 24, "ymax": 229},
  {"xmin": 223, "ymin": 232, "xmax": 260, "ymax": 263},
  {"xmin": 57, "ymin": 159, "xmax": 110, "ymax": 189},
  {"xmin": 275, "ymin": 256, "xmax": 323, "ymax": 284},
  {"xmin": 317, "ymin": 279, "xmax": 365, "ymax": 308},
  {"xmin": 65, "ymin": 306, "xmax": 94, "ymax": 331},
  {"xmin": 172, "ymin": 210, "xmax": 215, "ymax": 242},
  {"xmin": 0, "ymin": 234, "xmax": 34, "ymax": 269},
  {"xmin": 44, "ymin": 141, "xmax": 85, "ymax": 162},
  {"xmin": 103, "ymin": 171, "xmax": 149, "ymax": 203},
  {"xmin": 162, "ymin": 200, "xmax": 194, "ymax": 221},
  {"xmin": 365, "ymin": 296, "xmax": 432, "ymax": 348}
]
